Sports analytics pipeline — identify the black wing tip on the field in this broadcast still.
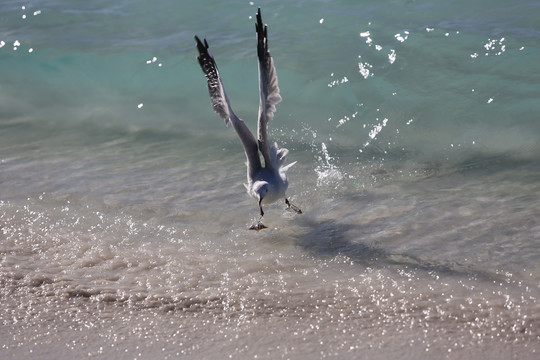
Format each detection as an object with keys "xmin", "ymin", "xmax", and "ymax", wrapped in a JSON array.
[
  {"xmin": 195, "ymin": 36, "xmax": 212, "ymax": 66},
  {"xmin": 194, "ymin": 35, "xmax": 209, "ymax": 52},
  {"xmin": 255, "ymin": 8, "xmax": 269, "ymax": 55},
  {"xmin": 255, "ymin": 7, "xmax": 265, "ymax": 33},
  {"xmin": 257, "ymin": 7, "xmax": 262, "ymax": 25}
]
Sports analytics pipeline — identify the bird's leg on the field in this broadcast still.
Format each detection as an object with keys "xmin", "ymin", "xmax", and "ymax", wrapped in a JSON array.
[
  {"xmin": 249, "ymin": 199, "xmax": 267, "ymax": 230},
  {"xmin": 285, "ymin": 198, "xmax": 302, "ymax": 214},
  {"xmin": 259, "ymin": 200, "xmax": 264, "ymax": 217}
]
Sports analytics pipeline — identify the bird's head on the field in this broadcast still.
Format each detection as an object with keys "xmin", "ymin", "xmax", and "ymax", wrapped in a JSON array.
[{"xmin": 253, "ymin": 181, "xmax": 269, "ymax": 203}]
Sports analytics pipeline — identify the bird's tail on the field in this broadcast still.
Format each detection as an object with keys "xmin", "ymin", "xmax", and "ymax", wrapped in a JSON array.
[{"xmin": 270, "ymin": 142, "xmax": 296, "ymax": 174}]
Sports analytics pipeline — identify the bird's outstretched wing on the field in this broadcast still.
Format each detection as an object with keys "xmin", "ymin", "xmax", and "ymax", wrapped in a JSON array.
[
  {"xmin": 195, "ymin": 35, "xmax": 262, "ymax": 177},
  {"xmin": 255, "ymin": 8, "xmax": 282, "ymax": 169},
  {"xmin": 195, "ymin": 35, "xmax": 233, "ymax": 125}
]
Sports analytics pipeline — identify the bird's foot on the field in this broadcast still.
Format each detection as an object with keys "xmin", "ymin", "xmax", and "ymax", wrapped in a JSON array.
[
  {"xmin": 249, "ymin": 221, "xmax": 268, "ymax": 231},
  {"xmin": 285, "ymin": 198, "xmax": 303, "ymax": 214},
  {"xmin": 249, "ymin": 215, "xmax": 267, "ymax": 231}
]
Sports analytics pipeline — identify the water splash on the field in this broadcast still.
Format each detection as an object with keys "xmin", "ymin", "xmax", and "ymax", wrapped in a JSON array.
[
  {"xmin": 394, "ymin": 31, "xmax": 409, "ymax": 43},
  {"xmin": 362, "ymin": 118, "xmax": 389, "ymax": 150},
  {"xmin": 358, "ymin": 61, "xmax": 372, "ymax": 79},
  {"xmin": 327, "ymin": 73, "xmax": 349, "ymax": 88},
  {"xmin": 315, "ymin": 142, "xmax": 343, "ymax": 186},
  {"xmin": 335, "ymin": 111, "xmax": 359, "ymax": 128},
  {"xmin": 360, "ymin": 31, "xmax": 372, "ymax": 46},
  {"xmin": 388, "ymin": 49, "xmax": 396, "ymax": 64}
]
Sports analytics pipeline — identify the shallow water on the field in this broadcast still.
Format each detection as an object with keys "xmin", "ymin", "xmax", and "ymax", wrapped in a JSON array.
[{"xmin": 1, "ymin": 0, "xmax": 539, "ymax": 359}]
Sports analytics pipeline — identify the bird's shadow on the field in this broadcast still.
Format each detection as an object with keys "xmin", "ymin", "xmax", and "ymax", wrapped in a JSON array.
[{"xmin": 288, "ymin": 216, "xmax": 506, "ymax": 284}]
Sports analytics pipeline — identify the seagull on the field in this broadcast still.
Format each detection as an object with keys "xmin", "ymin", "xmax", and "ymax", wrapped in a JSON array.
[{"xmin": 195, "ymin": 8, "xmax": 301, "ymax": 230}]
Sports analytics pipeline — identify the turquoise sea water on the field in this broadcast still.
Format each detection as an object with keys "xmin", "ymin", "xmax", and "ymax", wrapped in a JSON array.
[{"xmin": 1, "ymin": 1, "xmax": 539, "ymax": 359}]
